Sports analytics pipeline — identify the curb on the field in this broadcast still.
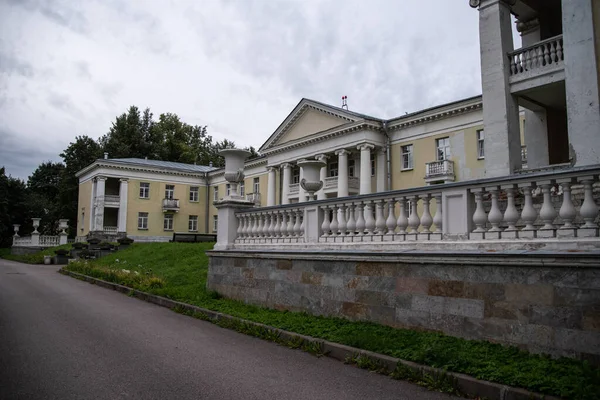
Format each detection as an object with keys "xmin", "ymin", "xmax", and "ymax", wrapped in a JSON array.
[{"xmin": 59, "ymin": 268, "xmax": 561, "ymax": 400}]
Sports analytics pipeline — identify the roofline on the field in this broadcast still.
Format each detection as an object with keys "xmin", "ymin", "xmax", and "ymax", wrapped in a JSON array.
[
  {"xmin": 75, "ymin": 159, "xmax": 215, "ymax": 178},
  {"xmin": 386, "ymin": 94, "xmax": 482, "ymax": 124}
]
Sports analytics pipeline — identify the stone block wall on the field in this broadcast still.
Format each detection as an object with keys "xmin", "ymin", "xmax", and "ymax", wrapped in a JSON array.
[{"xmin": 208, "ymin": 251, "xmax": 600, "ymax": 364}]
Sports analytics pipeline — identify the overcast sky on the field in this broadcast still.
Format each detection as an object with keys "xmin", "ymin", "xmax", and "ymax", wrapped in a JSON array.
[{"xmin": 1, "ymin": 0, "xmax": 505, "ymax": 180}]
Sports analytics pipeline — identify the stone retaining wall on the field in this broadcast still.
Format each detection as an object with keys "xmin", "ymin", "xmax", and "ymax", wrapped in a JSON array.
[{"xmin": 207, "ymin": 251, "xmax": 600, "ymax": 364}]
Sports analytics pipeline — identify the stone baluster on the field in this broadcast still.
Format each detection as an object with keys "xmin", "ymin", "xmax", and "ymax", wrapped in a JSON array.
[
  {"xmin": 267, "ymin": 213, "xmax": 275, "ymax": 238},
  {"xmin": 396, "ymin": 197, "xmax": 408, "ymax": 236},
  {"xmin": 502, "ymin": 185, "xmax": 519, "ymax": 239},
  {"xmin": 578, "ymin": 176, "xmax": 599, "ymax": 237},
  {"xmin": 549, "ymin": 41, "xmax": 557, "ymax": 63},
  {"xmin": 258, "ymin": 213, "xmax": 266, "ymax": 239},
  {"xmin": 555, "ymin": 179, "xmax": 575, "ymax": 237},
  {"xmin": 543, "ymin": 44, "xmax": 550, "ymax": 65},
  {"xmin": 556, "ymin": 39, "xmax": 563, "ymax": 60},
  {"xmin": 486, "ymin": 186, "xmax": 504, "ymax": 239},
  {"xmin": 236, "ymin": 214, "xmax": 244, "ymax": 240},
  {"xmin": 419, "ymin": 195, "xmax": 432, "ymax": 239},
  {"xmin": 274, "ymin": 211, "xmax": 282, "ymax": 239},
  {"xmin": 355, "ymin": 202, "xmax": 366, "ymax": 235},
  {"xmin": 330, "ymin": 204, "xmax": 339, "ymax": 236},
  {"xmin": 386, "ymin": 198, "xmax": 396, "ymax": 236},
  {"xmin": 346, "ymin": 203, "xmax": 357, "ymax": 236},
  {"xmin": 293, "ymin": 210, "xmax": 302, "ymax": 238},
  {"xmin": 338, "ymin": 204, "xmax": 347, "ymax": 236},
  {"xmin": 364, "ymin": 201, "xmax": 376, "ymax": 236},
  {"xmin": 250, "ymin": 214, "xmax": 258, "ymax": 239},
  {"xmin": 407, "ymin": 196, "xmax": 420, "ymax": 240},
  {"xmin": 245, "ymin": 215, "xmax": 252, "ymax": 239},
  {"xmin": 510, "ymin": 55, "xmax": 517, "ymax": 75},
  {"xmin": 298, "ymin": 209, "xmax": 305, "ymax": 237},
  {"xmin": 518, "ymin": 183, "xmax": 537, "ymax": 238},
  {"xmin": 286, "ymin": 209, "xmax": 295, "ymax": 238},
  {"xmin": 431, "ymin": 194, "xmax": 442, "ymax": 240},
  {"xmin": 375, "ymin": 200, "xmax": 386, "ymax": 235},
  {"xmin": 537, "ymin": 181, "xmax": 557, "ymax": 237},
  {"xmin": 471, "ymin": 188, "xmax": 487, "ymax": 240},
  {"xmin": 321, "ymin": 206, "xmax": 331, "ymax": 236},
  {"xmin": 279, "ymin": 211, "xmax": 288, "ymax": 238}
]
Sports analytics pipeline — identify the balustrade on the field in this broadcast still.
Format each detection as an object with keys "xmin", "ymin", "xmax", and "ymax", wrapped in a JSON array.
[
  {"xmin": 509, "ymin": 35, "xmax": 564, "ymax": 77},
  {"xmin": 236, "ymin": 207, "xmax": 305, "ymax": 243},
  {"xmin": 39, "ymin": 235, "xmax": 60, "ymax": 246}
]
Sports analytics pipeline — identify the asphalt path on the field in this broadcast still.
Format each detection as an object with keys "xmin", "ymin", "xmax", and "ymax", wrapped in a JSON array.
[{"xmin": 0, "ymin": 258, "xmax": 458, "ymax": 400}]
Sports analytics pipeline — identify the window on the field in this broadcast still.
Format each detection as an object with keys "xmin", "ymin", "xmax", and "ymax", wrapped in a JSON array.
[
  {"xmin": 370, "ymin": 153, "xmax": 376, "ymax": 176},
  {"xmin": 348, "ymin": 159, "xmax": 355, "ymax": 177},
  {"xmin": 189, "ymin": 215, "xmax": 198, "ymax": 232},
  {"xmin": 139, "ymin": 182, "xmax": 150, "ymax": 199},
  {"xmin": 477, "ymin": 130, "xmax": 485, "ymax": 159},
  {"xmin": 292, "ymin": 168, "xmax": 300, "ymax": 184},
  {"xmin": 213, "ymin": 215, "xmax": 218, "ymax": 232},
  {"xmin": 226, "ymin": 183, "xmax": 231, "ymax": 196},
  {"xmin": 401, "ymin": 145, "xmax": 413, "ymax": 170},
  {"xmin": 165, "ymin": 184, "xmax": 174, "ymax": 200},
  {"xmin": 329, "ymin": 162, "xmax": 338, "ymax": 177},
  {"xmin": 253, "ymin": 177, "xmax": 260, "ymax": 194},
  {"xmin": 240, "ymin": 182, "xmax": 245, "ymax": 196},
  {"xmin": 436, "ymin": 137, "xmax": 450, "ymax": 161},
  {"xmin": 163, "ymin": 214, "xmax": 174, "ymax": 231},
  {"xmin": 213, "ymin": 186, "xmax": 219, "ymax": 202},
  {"xmin": 189, "ymin": 186, "xmax": 199, "ymax": 202},
  {"xmin": 138, "ymin": 212, "xmax": 148, "ymax": 229}
]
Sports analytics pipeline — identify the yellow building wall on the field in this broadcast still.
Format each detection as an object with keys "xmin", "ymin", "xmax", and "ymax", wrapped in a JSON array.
[
  {"xmin": 126, "ymin": 179, "xmax": 208, "ymax": 237},
  {"xmin": 77, "ymin": 180, "xmax": 93, "ymax": 236}
]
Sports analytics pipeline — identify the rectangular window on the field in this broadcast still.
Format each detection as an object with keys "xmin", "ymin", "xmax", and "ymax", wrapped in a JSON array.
[
  {"xmin": 477, "ymin": 130, "xmax": 485, "ymax": 159},
  {"xmin": 189, "ymin": 215, "xmax": 198, "ymax": 232},
  {"xmin": 370, "ymin": 153, "xmax": 376, "ymax": 176},
  {"xmin": 436, "ymin": 137, "xmax": 450, "ymax": 161},
  {"xmin": 165, "ymin": 184, "xmax": 174, "ymax": 200},
  {"xmin": 292, "ymin": 168, "xmax": 300, "ymax": 184},
  {"xmin": 189, "ymin": 186, "xmax": 199, "ymax": 202},
  {"xmin": 213, "ymin": 186, "xmax": 219, "ymax": 202},
  {"xmin": 253, "ymin": 177, "xmax": 260, "ymax": 194},
  {"xmin": 139, "ymin": 182, "xmax": 150, "ymax": 199},
  {"xmin": 401, "ymin": 145, "xmax": 413, "ymax": 170},
  {"xmin": 348, "ymin": 159, "xmax": 355, "ymax": 177},
  {"xmin": 213, "ymin": 215, "xmax": 218, "ymax": 232},
  {"xmin": 163, "ymin": 214, "xmax": 174, "ymax": 231},
  {"xmin": 138, "ymin": 212, "xmax": 148, "ymax": 230},
  {"xmin": 328, "ymin": 162, "xmax": 338, "ymax": 177},
  {"xmin": 240, "ymin": 182, "xmax": 245, "ymax": 196},
  {"xmin": 226, "ymin": 183, "xmax": 231, "ymax": 196}
]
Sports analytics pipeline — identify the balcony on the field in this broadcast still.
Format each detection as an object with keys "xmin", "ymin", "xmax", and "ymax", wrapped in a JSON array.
[
  {"xmin": 289, "ymin": 183, "xmax": 299, "ymax": 195},
  {"xmin": 162, "ymin": 198, "xmax": 180, "ymax": 212},
  {"xmin": 246, "ymin": 192, "xmax": 261, "ymax": 206},
  {"xmin": 508, "ymin": 35, "xmax": 565, "ymax": 93},
  {"xmin": 323, "ymin": 176, "xmax": 360, "ymax": 191},
  {"xmin": 103, "ymin": 226, "xmax": 118, "ymax": 235},
  {"xmin": 97, "ymin": 194, "xmax": 120, "ymax": 208},
  {"xmin": 425, "ymin": 160, "xmax": 455, "ymax": 184}
]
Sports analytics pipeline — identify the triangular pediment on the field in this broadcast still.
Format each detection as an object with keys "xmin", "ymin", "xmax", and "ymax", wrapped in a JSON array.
[{"xmin": 260, "ymin": 99, "xmax": 365, "ymax": 152}]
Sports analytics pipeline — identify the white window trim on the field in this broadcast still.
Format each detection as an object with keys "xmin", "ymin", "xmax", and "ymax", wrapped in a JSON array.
[
  {"xmin": 189, "ymin": 186, "xmax": 199, "ymax": 202},
  {"xmin": 138, "ymin": 212, "xmax": 148, "ymax": 230},
  {"xmin": 139, "ymin": 182, "xmax": 150, "ymax": 199},
  {"xmin": 436, "ymin": 137, "xmax": 450, "ymax": 161},
  {"xmin": 213, "ymin": 187, "xmax": 219, "ymax": 202},
  {"xmin": 165, "ymin": 184, "xmax": 175, "ymax": 200},
  {"xmin": 253, "ymin": 178, "xmax": 260, "ymax": 194},
  {"xmin": 401, "ymin": 144, "xmax": 414, "ymax": 171},
  {"xmin": 240, "ymin": 182, "xmax": 245, "ymax": 196},
  {"xmin": 188, "ymin": 216, "xmax": 198, "ymax": 232},
  {"xmin": 477, "ymin": 130, "xmax": 485, "ymax": 159},
  {"xmin": 163, "ymin": 214, "xmax": 174, "ymax": 231},
  {"xmin": 212, "ymin": 215, "xmax": 218, "ymax": 232}
]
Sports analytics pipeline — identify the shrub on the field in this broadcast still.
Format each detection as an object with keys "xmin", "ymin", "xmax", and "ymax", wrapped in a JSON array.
[
  {"xmin": 78, "ymin": 249, "xmax": 95, "ymax": 259},
  {"xmin": 54, "ymin": 249, "xmax": 69, "ymax": 256},
  {"xmin": 87, "ymin": 237, "xmax": 101, "ymax": 245},
  {"xmin": 72, "ymin": 242, "xmax": 88, "ymax": 250},
  {"xmin": 98, "ymin": 242, "xmax": 113, "ymax": 250},
  {"xmin": 117, "ymin": 237, "xmax": 134, "ymax": 245}
]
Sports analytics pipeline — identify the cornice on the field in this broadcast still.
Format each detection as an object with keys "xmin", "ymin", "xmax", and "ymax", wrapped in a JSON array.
[
  {"xmin": 386, "ymin": 101, "xmax": 483, "ymax": 132},
  {"xmin": 262, "ymin": 121, "xmax": 382, "ymax": 156},
  {"xmin": 79, "ymin": 161, "xmax": 209, "ymax": 180}
]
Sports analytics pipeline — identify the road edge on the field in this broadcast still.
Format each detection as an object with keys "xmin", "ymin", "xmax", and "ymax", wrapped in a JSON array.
[{"xmin": 58, "ymin": 268, "xmax": 561, "ymax": 400}]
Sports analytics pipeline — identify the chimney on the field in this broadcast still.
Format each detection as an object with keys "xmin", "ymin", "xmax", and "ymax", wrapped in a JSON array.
[{"xmin": 103, "ymin": 152, "xmax": 108, "ymax": 159}]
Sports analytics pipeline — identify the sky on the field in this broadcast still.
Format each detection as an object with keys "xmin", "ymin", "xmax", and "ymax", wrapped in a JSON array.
[{"xmin": 0, "ymin": 0, "xmax": 506, "ymax": 180}]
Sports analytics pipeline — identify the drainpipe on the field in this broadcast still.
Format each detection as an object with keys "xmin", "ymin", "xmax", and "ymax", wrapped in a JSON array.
[
  {"xmin": 382, "ymin": 121, "xmax": 392, "ymax": 191},
  {"xmin": 204, "ymin": 172, "xmax": 210, "ymax": 234}
]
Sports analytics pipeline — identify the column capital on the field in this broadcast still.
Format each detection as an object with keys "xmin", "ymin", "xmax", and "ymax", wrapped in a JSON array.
[
  {"xmin": 515, "ymin": 17, "xmax": 539, "ymax": 33},
  {"xmin": 470, "ymin": 0, "xmax": 515, "ymax": 10},
  {"xmin": 357, "ymin": 143, "xmax": 375, "ymax": 151},
  {"xmin": 315, "ymin": 154, "xmax": 329, "ymax": 162},
  {"xmin": 119, "ymin": 178, "xmax": 129, "ymax": 182},
  {"xmin": 280, "ymin": 163, "xmax": 292, "ymax": 169},
  {"xmin": 334, "ymin": 149, "xmax": 351, "ymax": 156},
  {"xmin": 267, "ymin": 166, "xmax": 277, "ymax": 172},
  {"xmin": 96, "ymin": 175, "xmax": 107, "ymax": 181}
]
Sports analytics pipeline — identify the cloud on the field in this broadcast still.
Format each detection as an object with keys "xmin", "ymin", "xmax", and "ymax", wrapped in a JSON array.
[{"xmin": 0, "ymin": 0, "xmax": 487, "ymax": 180}]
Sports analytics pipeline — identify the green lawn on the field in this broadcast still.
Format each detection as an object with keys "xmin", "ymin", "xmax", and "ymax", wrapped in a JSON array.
[
  {"xmin": 63, "ymin": 242, "xmax": 599, "ymax": 399},
  {"xmin": 1, "ymin": 244, "xmax": 72, "ymax": 264}
]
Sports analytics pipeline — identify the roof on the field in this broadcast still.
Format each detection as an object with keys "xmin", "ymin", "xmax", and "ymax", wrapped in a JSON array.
[{"xmin": 107, "ymin": 158, "xmax": 217, "ymax": 173}]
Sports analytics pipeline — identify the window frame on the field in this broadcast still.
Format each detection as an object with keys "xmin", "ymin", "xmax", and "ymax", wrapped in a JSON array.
[
  {"xmin": 165, "ymin": 184, "xmax": 175, "ymax": 200},
  {"xmin": 139, "ymin": 182, "xmax": 150, "ymax": 199},
  {"xmin": 226, "ymin": 183, "xmax": 231, "ymax": 196},
  {"xmin": 163, "ymin": 213, "xmax": 174, "ymax": 231},
  {"xmin": 240, "ymin": 182, "xmax": 245, "ymax": 196},
  {"xmin": 401, "ymin": 144, "xmax": 414, "ymax": 171},
  {"xmin": 213, "ymin": 186, "xmax": 219, "ymax": 202},
  {"xmin": 436, "ymin": 137, "xmax": 451, "ymax": 161},
  {"xmin": 189, "ymin": 186, "xmax": 199, "ymax": 202},
  {"xmin": 138, "ymin": 212, "xmax": 148, "ymax": 230},
  {"xmin": 213, "ymin": 215, "xmax": 218, "ymax": 232},
  {"xmin": 370, "ymin": 153, "xmax": 376, "ymax": 176},
  {"xmin": 253, "ymin": 177, "xmax": 260, "ymax": 194},
  {"xmin": 188, "ymin": 215, "xmax": 198, "ymax": 232},
  {"xmin": 477, "ymin": 130, "xmax": 485, "ymax": 159},
  {"xmin": 292, "ymin": 168, "xmax": 300, "ymax": 184},
  {"xmin": 328, "ymin": 161, "xmax": 339, "ymax": 178},
  {"xmin": 348, "ymin": 159, "xmax": 355, "ymax": 178}
]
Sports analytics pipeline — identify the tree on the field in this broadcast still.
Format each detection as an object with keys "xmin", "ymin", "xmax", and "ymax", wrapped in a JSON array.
[
  {"xmin": 0, "ymin": 167, "xmax": 29, "ymax": 247},
  {"xmin": 26, "ymin": 161, "xmax": 65, "ymax": 235}
]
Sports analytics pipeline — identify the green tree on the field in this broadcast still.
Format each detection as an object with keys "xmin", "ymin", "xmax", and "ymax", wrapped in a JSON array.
[
  {"xmin": 0, "ymin": 168, "xmax": 28, "ymax": 247},
  {"xmin": 26, "ymin": 161, "xmax": 65, "ymax": 235}
]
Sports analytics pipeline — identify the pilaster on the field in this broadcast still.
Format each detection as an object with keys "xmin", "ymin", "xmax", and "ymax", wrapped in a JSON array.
[
  {"xmin": 358, "ymin": 144, "xmax": 374, "ymax": 195},
  {"xmin": 335, "ymin": 149, "xmax": 350, "ymax": 198},
  {"xmin": 281, "ymin": 163, "xmax": 292, "ymax": 205},
  {"xmin": 118, "ymin": 179, "xmax": 129, "ymax": 233}
]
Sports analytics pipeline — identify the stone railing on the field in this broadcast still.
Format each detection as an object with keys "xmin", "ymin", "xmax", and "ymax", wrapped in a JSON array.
[
  {"xmin": 39, "ymin": 235, "xmax": 60, "ymax": 247},
  {"xmin": 289, "ymin": 183, "xmax": 299, "ymax": 195},
  {"xmin": 162, "ymin": 198, "xmax": 180, "ymax": 211},
  {"xmin": 322, "ymin": 176, "xmax": 361, "ymax": 190},
  {"xmin": 509, "ymin": 35, "xmax": 564, "ymax": 77},
  {"xmin": 103, "ymin": 226, "xmax": 118, "ymax": 235},
  {"xmin": 104, "ymin": 194, "xmax": 120, "ymax": 204},
  {"xmin": 425, "ymin": 160, "xmax": 454, "ymax": 178},
  {"xmin": 13, "ymin": 236, "xmax": 32, "ymax": 246},
  {"xmin": 221, "ymin": 165, "xmax": 600, "ymax": 251}
]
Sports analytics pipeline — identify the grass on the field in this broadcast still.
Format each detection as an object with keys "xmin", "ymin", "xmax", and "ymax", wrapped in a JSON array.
[
  {"xmin": 1, "ymin": 244, "xmax": 72, "ymax": 264},
  {"xmin": 62, "ymin": 242, "xmax": 599, "ymax": 399}
]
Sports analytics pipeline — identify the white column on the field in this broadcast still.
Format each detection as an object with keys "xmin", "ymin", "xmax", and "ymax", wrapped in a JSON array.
[
  {"xmin": 358, "ymin": 144, "xmax": 374, "ymax": 195},
  {"xmin": 89, "ymin": 179, "xmax": 96, "ymax": 231},
  {"xmin": 267, "ymin": 167, "xmax": 276, "ymax": 206},
  {"xmin": 562, "ymin": 0, "xmax": 600, "ymax": 166},
  {"xmin": 478, "ymin": 0, "xmax": 522, "ymax": 177},
  {"xmin": 524, "ymin": 108, "xmax": 549, "ymax": 168},
  {"xmin": 281, "ymin": 163, "xmax": 291, "ymax": 205},
  {"xmin": 335, "ymin": 149, "xmax": 349, "ymax": 198},
  {"xmin": 298, "ymin": 160, "xmax": 306, "ymax": 202},
  {"xmin": 118, "ymin": 178, "xmax": 128, "ymax": 233},
  {"xmin": 376, "ymin": 148, "xmax": 386, "ymax": 192},
  {"xmin": 316, "ymin": 154, "xmax": 328, "ymax": 200},
  {"xmin": 94, "ymin": 176, "xmax": 106, "ymax": 232}
]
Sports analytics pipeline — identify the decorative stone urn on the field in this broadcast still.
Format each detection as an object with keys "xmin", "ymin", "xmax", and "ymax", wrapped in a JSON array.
[
  {"xmin": 13, "ymin": 224, "xmax": 20, "ymax": 237},
  {"xmin": 31, "ymin": 218, "xmax": 41, "ymax": 233},
  {"xmin": 59, "ymin": 219, "xmax": 69, "ymax": 234},
  {"xmin": 298, "ymin": 159, "xmax": 326, "ymax": 201},
  {"xmin": 220, "ymin": 149, "xmax": 252, "ymax": 200}
]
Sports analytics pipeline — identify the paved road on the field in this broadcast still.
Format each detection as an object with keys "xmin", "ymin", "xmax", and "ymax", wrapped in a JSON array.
[{"xmin": 0, "ymin": 259, "xmax": 457, "ymax": 400}]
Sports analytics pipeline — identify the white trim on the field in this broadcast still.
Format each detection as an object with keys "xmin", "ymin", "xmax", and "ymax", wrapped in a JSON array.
[
  {"xmin": 79, "ymin": 166, "xmax": 208, "ymax": 185},
  {"xmin": 389, "ymin": 119, "xmax": 484, "ymax": 146}
]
